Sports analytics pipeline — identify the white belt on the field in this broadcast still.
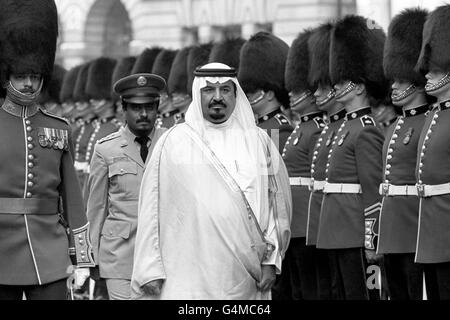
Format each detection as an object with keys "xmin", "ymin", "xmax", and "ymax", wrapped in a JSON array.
[
  {"xmin": 323, "ymin": 182, "xmax": 362, "ymax": 194},
  {"xmin": 311, "ymin": 180, "xmax": 326, "ymax": 192},
  {"xmin": 416, "ymin": 183, "xmax": 450, "ymax": 197},
  {"xmin": 379, "ymin": 183, "xmax": 418, "ymax": 196},
  {"xmin": 74, "ymin": 161, "xmax": 89, "ymax": 172},
  {"xmin": 289, "ymin": 177, "xmax": 311, "ymax": 186}
]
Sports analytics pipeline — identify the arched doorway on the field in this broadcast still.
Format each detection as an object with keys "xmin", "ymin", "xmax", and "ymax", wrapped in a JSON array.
[{"xmin": 84, "ymin": 0, "xmax": 132, "ymax": 60}]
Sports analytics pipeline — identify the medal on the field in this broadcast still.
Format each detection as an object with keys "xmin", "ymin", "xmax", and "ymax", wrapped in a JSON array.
[
  {"xmin": 293, "ymin": 137, "xmax": 299, "ymax": 145},
  {"xmin": 403, "ymin": 127, "xmax": 413, "ymax": 145},
  {"xmin": 326, "ymin": 131, "xmax": 334, "ymax": 147},
  {"xmin": 338, "ymin": 131, "xmax": 349, "ymax": 146}
]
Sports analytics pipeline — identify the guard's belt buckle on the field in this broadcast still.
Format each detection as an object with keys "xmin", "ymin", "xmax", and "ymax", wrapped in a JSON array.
[
  {"xmin": 381, "ymin": 183, "xmax": 390, "ymax": 196},
  {"xmin": 416, "ymin": 183, "xmax": 425, "ymax": 198}
]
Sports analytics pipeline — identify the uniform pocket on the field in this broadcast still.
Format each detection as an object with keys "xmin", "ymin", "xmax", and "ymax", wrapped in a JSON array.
[
  {"xmin": 108, "ymin": 161, "xmax": 138, "ymax": 178},
  {"xmin": 101, "ymin": 219, "xmax": 131, "ymax": 239},
  {"xmin": 107, "ymin": 160, "xmax": 139, "ymax": 198}
]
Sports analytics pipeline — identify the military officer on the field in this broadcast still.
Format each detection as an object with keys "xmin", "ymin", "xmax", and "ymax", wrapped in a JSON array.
[
  {"xmin": 164, "ymin": 47, "xmax": 193, "ymax": 128},
  {"xmin": 305, "ymin": 22, "xmax": 346, "ymax": 300},
  {"xmin": 0, "ymin": 0, "xmax": 94, "ymax": 300},
  {"xmin": 60, "ymin": 65, "xmax": 83, "ymax": 132},
  {"xmin": 72, "ymin": 62, "xmax": 98, "ymax": 193},
  {"xmin": 414, "ymin": 4, "xmax": 450, "ymax": 299},
  {"xmin": 151, "ymin": 49, "xmax": 178, "ymax": 129},
  {"xmin": 111, "ymin": 56, "xmax": 137, "ymax": 125},
  {"xmin": 281, "ymin": 27, "xmax": 326, "ymax": 300},
  {"xmin": 316, "ymin": 15, "xmax": 388, "ymax": 300},
  {"xmin": 86, "ymin": 73, "xmax": 167, "ymax": 300},
  {"xmin": 238, "ymin": 31, "xmax": 294, "ymax": 152},
  {"xmin": 377, "ymin": 8, "xmax": 433, "ymax": 300}
]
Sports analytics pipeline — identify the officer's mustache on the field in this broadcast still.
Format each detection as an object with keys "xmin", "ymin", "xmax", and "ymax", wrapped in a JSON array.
[
  {"xmin": 136, "ymin": 117, "xmax": 150, "ymax": 123},
  {"xmin": 209, "ymin": 100, "xmax": 226, "ymax": 109}
]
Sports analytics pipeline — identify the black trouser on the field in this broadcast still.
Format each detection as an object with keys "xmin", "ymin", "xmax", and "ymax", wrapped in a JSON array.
[
  {"xmin": 0, "ymin": 278, "xmax": 67, "ymax": 300},
  {"xmin": 328, "ymin": 247, "xmax": 369, "ymax": 300},
  {"xmin": 288, "ymin": 237, "xmax": 318, "ymax": 300},
  {"xmin": 314, "ymin": 248, "xmax": 332, "ymax": 299},
  {"xmin": 424, "ymin": 262, "xmax": 450, "ymax": 300},
  {"xmin": 383, "ymin": 253, "xmax": 423, "ymax": 300},
  {"xmin": 272, "ymin": 247, "xmax": 294, "ymax": 300}
]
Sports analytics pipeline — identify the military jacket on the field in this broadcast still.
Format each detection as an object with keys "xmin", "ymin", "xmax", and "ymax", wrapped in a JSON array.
[
  {"xmin": 377, "ymin": 104, "xmax": 429, "ymax": 254},
  {"xmin": 306, "ymin": 109, "xmax": 347, "ymax": 245},
  {"xmin": 0, "ymin": 100, "xmax": 94, "ymax": 285},
  {"xmin": 74, "ymin": 119, "xmax": 97, "ymax": 192},
  {"xmin": 156, "ymin": 109, "xmax": 185, "ymax": 129},
  {"xmin": 86, "ymin": 126, "xmax": 166, "ymax": 279},
  {"xmin": 415, "ymin": 100, "xmax": 450, "ymax": 263},
  {"xmin": 257, "ymin": 109, "xmax": 294, "ymax": 153},
  {"xmin": 282, "ymin": 111, "xmax": 325, "ymax": 238},
  {"xmin": 316, "ymin": 107, "xmax": 384, "ymax": 250}
]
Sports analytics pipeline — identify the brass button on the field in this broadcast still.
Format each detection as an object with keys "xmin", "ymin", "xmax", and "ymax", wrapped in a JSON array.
[
  {"xmin": 27, "ymin": 136, "xmax": 33, "ymax": 142},
  {"xmin": 28, "ymin": 162, "xmax": 34, "ymax": 168},
  {"xmin": 26, "ymin": 192, "xmax": 32, "ymax": 198},
  {"xmin": 27, "ymin": 181, "xmax": 34, "ymax": 187},
  {"xmin": 28, "ymin": 173, "xmax": 34, "ymax": 179},
  {"xmin": 28, "ymin": 144, "xmax": 34, "ymax": 150},
  {"xmin": 26, "ymin": 126, "xmax": 32, "ymax": 132},
  {"xmin": 28, "ymin": 154, "xmax": 34, "ymax": 160},
  {"xmin": 25, "ymin": 120, "xmax": 31, "ymax": 125},
  {"xmin": 78, "ymin": 234, "xmax": 83, "ymax": 239}
]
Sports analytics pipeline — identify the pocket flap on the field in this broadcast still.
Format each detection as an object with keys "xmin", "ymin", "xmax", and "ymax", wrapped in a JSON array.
[
  {"xmin": 108, "ymin": 161, "xmax": 138, "ymax": 178},
  {"xmin": 101, "ymin": 220, "xmax": 131, "ymax": 239}
]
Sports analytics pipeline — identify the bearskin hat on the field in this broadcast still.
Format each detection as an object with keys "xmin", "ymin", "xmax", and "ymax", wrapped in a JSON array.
[
  {"xmin": 85, "ymin": 57, "xmax": 117, "ymax": 100},
  {"xmin": 186, "ymin": 43, "xmax": 213, "ymax": 95},
  {"xmin": 152, "ymin": 49, "xmax": 178, "ymax": 83},
  {"xmin": 167, "ymin": 47, "xmax": 191, "ymax": 95},
  {"xmin": 308, "ymin": 22, "xmax": 334, "ymax": 87},
  {"xmin": 60, "ymin": 65, "xmax": 81, "ymax": 103},
  {"xmin": 39, "ymin": 64, "xmax": 67, "ymax": 104},
  {"xmin": 384, "ymin": 8, "xmax": 428, "ymax": 86},
  {"xmin": 73, "ymin": 62, "xmax": 91, "ymax": 102},
  {"xmin": 330, "ymin": 15, "xmax": 389, "ymax": 103},
  {"xmin": 131, "ymin": 47, "xmax": 162, "ymax": 74},
  {"xmin": 208, "ymin": 37, "xmax": 246, "ymax": 70},
  {"xmin": 416, "ymin": 5, "xmax": 450, "ymax": 74},
  {"xmin": 0, "ymin": 0, "xmax": 58, "ymax": 87},
  {"xmin": 238, "ymin": 31, "xmax": 290, "ymax": 108},
  {"xmin": 285, "ymin": 28, "xmax": 314, "ymax": 94},
  {"xmin": 110, "ymin": 56, "xmax": 136, "ymax": 101}
]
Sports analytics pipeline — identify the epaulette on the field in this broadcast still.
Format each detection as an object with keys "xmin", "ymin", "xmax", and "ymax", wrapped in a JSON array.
[
  {"xmin": 97, "ymin": 131, "xmax": 121, "ymax": 144},
  {"xmin": 39, "ymin": 107, "xmax": 70, "ymax": 125},
  {"xmin": 275, "ymin": 113, "xmax": 290, "ymax": 126},
  {"xmin": 360, "ymin": 115, "xmax": 376, "ymax": 127},
  {"xmin": 313, "ymin": 117, "xmax": 326, "ymax": 129},
  {"xmin": 111, "ymin": 118, "xmax": 123, "ymax": 128}
]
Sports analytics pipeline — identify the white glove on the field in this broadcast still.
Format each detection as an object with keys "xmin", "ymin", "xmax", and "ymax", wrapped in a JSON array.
[{"xmin": 73, "ymin": 267, "xmax": 90, "ymax": 288}]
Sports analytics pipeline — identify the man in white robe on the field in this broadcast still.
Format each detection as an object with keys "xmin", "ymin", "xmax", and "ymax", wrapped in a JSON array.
[{"xmin": 131, "ymin": 63, "xmax": 292, "ymax": 299}]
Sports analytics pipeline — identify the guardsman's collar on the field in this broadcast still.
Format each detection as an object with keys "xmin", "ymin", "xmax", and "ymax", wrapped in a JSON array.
[
  {"xmin": 329, "ymin": 108, "xmax": 347, "ymax": 123},
  {"xmin": 402, "ymin": 104, "xmax": 430, "ymax": 117},
  {"xmin": 163, "ymin": 108, "xmax": 181, "ymax": 118},
  {"xmin": 433, "ymin": 99, "xmax": 450, "ymax": 111},
  {"xmin": 258, "ymin": 108, "xmax": 282, "ymax": 123},
  {"xmin": 299, "ymin": 111, "xmax": 324, "ymax": 123},
  {"xmin": 1, "ymin": 98, "xmax": 39, "ymax": 118},
  {"xmin": 345, "ymin": 106, "xmax": 372, "ymax": 121},
  {"xmin": 100, "ymin": 115, "xmax": 116, "ymax": 123}
]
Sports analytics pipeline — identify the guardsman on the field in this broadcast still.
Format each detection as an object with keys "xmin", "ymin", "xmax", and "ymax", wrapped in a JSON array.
[
  {"xmin": 316, "ymin": 15, "xmax": 388, "ymax": 300},
  {"xmin": 238, "ymin": 31, "xmax": 294, "ymax": 152},
  {"xmin": 208, "ymin": 37, "xmax": 245, "ymax": 70},
  {"xmin": 377, "ymin": 8, "xmax": 434, "ymax": 300},
  {"xmin": 0, "ymin": 0, "xmax": 94, "ymax": 300},
  {"xmin": 60, "ymin": 65, "xmax": 83, "ymax": 132},
  {"xmin": 84, "ymin": 57, "xmax": 122, "ymax": 177},
  {"xmin": 38, "ymin": 64, "xmax": 67, "ymax": 117},
  {"xmin": 86, "ymin": 73, "xmax": 167, "ymax": 300},
  {"xmin": 166, "ymin": 47, "xmax": 193, "ymax": 127},
  {"xmin": 111, "ymin": 57, "xmax": 137, "ymax": 124},
  {"xmin": 282, "ymin": 27, "xmax": 326, "ymax": 300},
  {"xmin": 306, "ymin": 22, "xmax": 346, "ymax": 300},
  {"xmin": 414, "ymin": 4, "xmax": 450, "ymax": 300},
  {"xmin": 72, "ymin": 62, "xmax": 97, "ymax": 192},
  {"xmin": 151, "ymin": 49, "xmax": 178, "ymax": 129}
]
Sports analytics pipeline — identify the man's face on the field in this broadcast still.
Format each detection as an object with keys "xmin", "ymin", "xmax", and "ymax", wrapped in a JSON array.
[
  {"xmin": 334, "ymin": 80, "xmax": 357, "ymax": 105},
  {"xmin": 200, "ymin": 80, "xmax": 236, "ymax": 124},
  {"xmin": 425, "ymin": 69, "xmax": 450, "ymax": 98},
  {"xmin": 124, "ymin": 99, "xmax": 158, "ymax": 136},
  {"xmin": 391, "ymin": 80, "xmax": 417, "ymax": 107},
  {"xmin": 289, "ymin": 90, "xmax": 315, "ymax": 113},
  {"xmin": 314, "ymin": 83, "xmax": 336, "ymax": 111},
  {"xmin": 246, "ymin": 89, "xmax": 267, "ymax": 115},
  {"xmin": 10, "ymin": 74, "xmax": 42, "ymax": 93}
]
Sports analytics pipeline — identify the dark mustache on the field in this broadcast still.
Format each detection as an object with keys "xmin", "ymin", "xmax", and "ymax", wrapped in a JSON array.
[
  {"xmin": 209, "ymin": 101, "xmax": 226, "ymax": 108},
  {"xmin": 136, "ymin": 118, "xmax": 150, "ymax": 123}
]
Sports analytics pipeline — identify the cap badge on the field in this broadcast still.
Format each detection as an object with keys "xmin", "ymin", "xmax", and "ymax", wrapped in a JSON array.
[{"xmin": 137, "ymin": 76, "xmax": 147, "ymax": 86}]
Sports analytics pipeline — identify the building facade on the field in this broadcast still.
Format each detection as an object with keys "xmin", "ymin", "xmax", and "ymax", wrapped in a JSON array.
[{"xmin": 55, "ymin": 0, "xmax": 446, "ymax": 69}]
